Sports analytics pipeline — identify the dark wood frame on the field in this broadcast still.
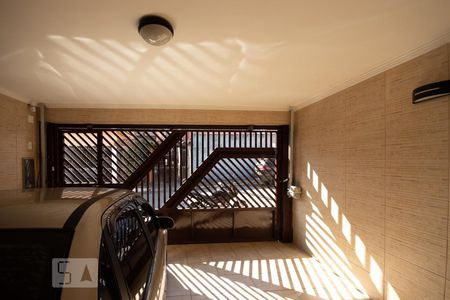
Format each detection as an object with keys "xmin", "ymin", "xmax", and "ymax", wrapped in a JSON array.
[{"xmin": 47, "ymin": 123, "xmax": 292, "ymax": 243}]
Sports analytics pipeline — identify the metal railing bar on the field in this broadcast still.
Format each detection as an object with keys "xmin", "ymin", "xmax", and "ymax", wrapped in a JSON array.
[
  {"xmin": 101, "ymin": 164, "xmax": 126, "ymax": 184},
  {"xmin": 62, "ymin": 146, "xmax": 97, "ymax": 182},
  {"xmin": 101, "ymin": 139, "xmax": 135, "ymax": 176},
  {"xmin": 190, "ymin": 133, "xmax": 193, "ymax": 178},
  {"xmin": 175, "ymin": 141, "xmax": 179, "ymax": 192},
  {"xmin": 124, "ymin": 130, "xmax": 186, "ymax": 188},
  {"xmin": 253, "ymin": 157, "xmax": 277, "ymax": 180},
  {"xmin": 210, "ymin": 164, "xmax": 258, "ymax": 208},
  {"xmin": 207, "ymin": 167, "xmax": 248, "ymax": 207},
  {"xmin": 242, "ymin": 158, "xmax": 276, "ymax": 194},
  {"xmin": 153, "ymin": 131, "xmax": 168, "ymax": 144},
  {"xmin": 138, "ymin": 130, "xmax": 158, "ymax": 151},
  {"xmin": 62, "ymin": 162, "xmax": 90, "ymax": 184},
  {"xmin": 125, "ymin": 131, "xmax": 153, "ymax": 156},
  {"xmin": 62, "ymin": 152, "xmax": 96, "ymax": 183},
  {"xmin": 63, "ymin": 139, "xmax": 97, "ymax": 173},
  {"xmin": 133, "ymin": 131, "xmax": 156, "ymax": 152},
  {"xmin": 188, "ymin": 190, "xmax": 209, "ymax": 209},
  {"xmin": 184, "ymin": 135, "xmax": 188, "ymax": 180},
  {"xmin": 63, "ymin": 173, "xmax": 76, "ymax": 184},
  {"xmin": 142, "ymin": 131, "xmax": 162, "ymax": 147},
  {"xmin": 232, "ymin": 158, "xmax": 276, "ymax": 201},
  {"xmin": 163, "ymin": 155, "xmax": 167, "ymax": 204},
  {"xmin": 221, "ymin": 158, "xmax": 272, "ymax": 207},
  {"xmin": 110, "ymin": 131, "xmax": 145, "ymax": 165},
  {"xmin": 206, "ymin": 132, "xmax": 210, "ymax": 158},
  {"xmin": 162, "ymin": 147, "xmax": 275, "ymax": 208},
  {"xmin": 259, "ymin": 158, "xmax": 277, "ymax": 181},
  {"xmin": 226, "ymin": 158, "xmax": 275, "ymax": 204},
  {"xmin": 184, "ymin": 191, "xmax": 201, "ymax": 209},
  {"xmin": 101, "ymin": 137, "xmax": 136, "ymax": 175},
  {"xmin": 66, "ymin": 133, "xmax": 98, "ymax": 165},
  {"xmin": 218, "ymin": 160, "xmax": 264, "ymax": 208},
  {"xmin": 152, "ymin": 168, "xmax": 156, "ymax": 208},
  {"xmin": 200, "ymin": 131, "xmax": 204, "ymax": 164},
  {"xmin": 146, "ymin": 173, "xmax": 150, "ymax": 203},
  {"xmin": 103, "ymin": 131, "xmax": 140, "ymax": 169},
  {"xmin": 67, "ymin": 132, "xmax": 98, "ymax": 161},
  {"xmin": 100, "ymin": 154, "xmax": 129, "ymax": 182},
  {"xmin": 211, "ymin": 168, "xmax": 253, "ymax": 208},
  {"xmin": 190, "ymin": 183, "xmax": 218, "ymax": 208},
  {"xmin": 168, "ymin": 148, "xmax": 172, "ymax": 197},
  {"xmin": 196, "ymin": 132, "xmax": 200, "ymax": 170},
  {"xmin": 158, "ymin": 162, "xmax": 161, "ymax": 209},
  {"xmin": 62, "ymin": 163, "xmax": 80, "ymax": 184},
  {"xmin": 197, "ymin": 176, "xmax": 230, "ymax": 208}
]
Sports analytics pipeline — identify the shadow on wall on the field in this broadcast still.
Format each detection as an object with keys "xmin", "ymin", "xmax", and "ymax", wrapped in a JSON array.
[
  {"xmin": 0, "ymin": 34, "xmax": 285, "ymax": 107},
  {"xmin": 294, "ymin": 161, "xmax": 400, "ymax": 300}
]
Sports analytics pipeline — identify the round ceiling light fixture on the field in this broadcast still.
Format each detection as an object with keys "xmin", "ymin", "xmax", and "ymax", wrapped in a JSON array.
[{"xmin": 138, "ymin": 15, "xmax": 174, "ymax": 46}]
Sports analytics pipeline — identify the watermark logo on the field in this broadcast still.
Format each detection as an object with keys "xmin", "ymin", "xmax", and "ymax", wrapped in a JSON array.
[{"xmin": 52, "ymin": 258, "xmax": 98, "ymax": 288}]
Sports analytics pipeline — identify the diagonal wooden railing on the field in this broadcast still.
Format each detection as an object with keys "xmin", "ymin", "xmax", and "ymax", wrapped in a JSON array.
[
  {"xmin": 49, "ymin": 124, "xmax": 291, "ymax": 243},
  {"xmin": 123, "ymin": 130, "xmax": 186, "ymax": 189},
  {"xmin": 54, "ymin": 125, "xmax": 280, "ymax": 210},
  {"xmin": 162, "ymin": 147, "xmax": 276, "ymax": 209}
]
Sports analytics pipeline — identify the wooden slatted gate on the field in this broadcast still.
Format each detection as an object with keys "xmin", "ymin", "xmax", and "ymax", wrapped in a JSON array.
[{"xmin": 47, "ymin": 124, "xmax": 291, "ymax": 244}]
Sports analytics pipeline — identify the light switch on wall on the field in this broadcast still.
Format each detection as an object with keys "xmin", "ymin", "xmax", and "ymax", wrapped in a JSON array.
[
  {"xmin": 27, "ymin": 141, "xmax": 33, "ymax": 150},
  {"xmin": 28, "ymin": 115, "xmax": 34, "ymax": 123}
]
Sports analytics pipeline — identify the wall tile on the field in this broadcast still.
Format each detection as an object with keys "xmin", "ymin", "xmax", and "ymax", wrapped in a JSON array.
[
  {"xmin": 445, "ymin": 280, "xmax": 450, "ymax": 300},
  {"xmin": 385, "ymin": 45, "xmax": 449, "ymax": 277},
  {"xmin": 294, "ymin": 44, "xmax": 450, "ymax": 299},
  {"xmin": 0, "ymin": 93, "xmax": 36, "ymax": 190},
  {"xmin": 345, "ymin": 75, "xmax": 386, "ymax": 276},
  {"xmin": 385, "ymin": 253, "xmax": 445, "ymax": 300}
]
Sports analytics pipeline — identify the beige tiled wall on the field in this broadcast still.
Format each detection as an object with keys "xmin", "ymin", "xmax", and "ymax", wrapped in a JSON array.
[
  {"xmin": 0, "ymin": 94, "xmax": 36, "ymax": 190},
  {"xmin": 293, "ymin": 44, "xmax": 450, "ymax": 299},
  {"xmin": 47, "ymin": 108, "xmax": 289, "ymax": 125}
]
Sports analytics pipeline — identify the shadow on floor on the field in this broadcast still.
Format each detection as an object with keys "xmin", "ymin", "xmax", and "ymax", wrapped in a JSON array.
[{"xmin": 166, "ymin": 242, "xmax": 370, "ymax": 300}]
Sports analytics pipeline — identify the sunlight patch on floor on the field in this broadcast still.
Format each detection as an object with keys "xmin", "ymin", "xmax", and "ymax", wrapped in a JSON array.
[{"xmin": 166, "ymin": 242, "xmax": 370, "ymax": 300}]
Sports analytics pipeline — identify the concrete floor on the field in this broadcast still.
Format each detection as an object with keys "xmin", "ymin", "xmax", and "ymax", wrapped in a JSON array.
[{"xmin": 166, "ymin": 242, "xmax": 370, "ymax": 300}]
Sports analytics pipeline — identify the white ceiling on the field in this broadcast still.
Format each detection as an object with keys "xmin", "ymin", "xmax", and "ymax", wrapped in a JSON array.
[{"xmin": 0, "ymin": 0, "xmax": 449, "ymax": 111}]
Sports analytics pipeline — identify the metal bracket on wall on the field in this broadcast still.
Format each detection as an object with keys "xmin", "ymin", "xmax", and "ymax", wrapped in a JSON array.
[{"xmin": 412, "ymin": 80, "xmax": 450, "ymax": 104}]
